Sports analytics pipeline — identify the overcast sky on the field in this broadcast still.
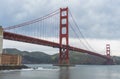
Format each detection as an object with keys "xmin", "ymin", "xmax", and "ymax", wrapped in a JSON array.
[{"xmin": 1, "ymin": 0, "xmax": 120, "ymax": 56}]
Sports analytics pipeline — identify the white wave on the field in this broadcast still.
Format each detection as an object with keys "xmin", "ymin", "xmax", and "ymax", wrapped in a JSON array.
[
  {"xmin": 0, "ymin": 69, "xmax": 21, "ymax": 73},
  {"xmin": 22, "ymin": 67, "xmax": 44, "ymax": 71},
  {"xmin": 37, "ymin": 67, "xmax": 44, "ymax": 70},
  {"xmin": 32, "ymin": 67, "xmax": 59, "ymax": 71},
  {"xmin": 0, "ymin": 67, "xmax": 59, "ymax": 73},
  {"xmin": 21, "ymin": 68, "xmax": 34, "ymax": 71}
]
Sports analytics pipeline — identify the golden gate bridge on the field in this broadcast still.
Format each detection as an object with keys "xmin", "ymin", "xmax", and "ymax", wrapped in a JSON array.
[{"xmin": 3, "ymin": 7, "xmax": 114, "ymax": 65}]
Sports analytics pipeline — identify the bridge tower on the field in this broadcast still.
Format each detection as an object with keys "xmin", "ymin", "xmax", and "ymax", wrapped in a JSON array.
[
  {"xmin": 0, "ymin": 26, "xmax": 3, "ymax": 65},
  {"xmin": 59, "ymin": 7, "xmax": 69, "ymax": 65},
  {"xmin": 105, "ymin": 44, "xmax": 114, "ymax": 64},
  {"xmin": 0, "ymin": 26, "xmax": 3, "ymax": 54},
  {"xmin": 106, "ymin": 44, "xmax": 110, "ymax": 58}
]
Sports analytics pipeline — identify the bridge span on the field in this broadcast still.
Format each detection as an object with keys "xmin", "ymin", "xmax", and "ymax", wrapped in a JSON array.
[{"xmin": 4, "ymin": 31, "xmax": 110, "ymax": 60}]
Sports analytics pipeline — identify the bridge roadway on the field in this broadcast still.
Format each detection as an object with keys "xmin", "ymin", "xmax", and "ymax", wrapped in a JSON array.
[{"xmin": 4, "ymin": 31, "xmax": 110, "ymax": 60}]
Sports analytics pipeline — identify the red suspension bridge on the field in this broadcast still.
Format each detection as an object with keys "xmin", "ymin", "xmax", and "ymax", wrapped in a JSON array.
[{"xmin": 3, "ymin": 7, "xmax": 113, "ymax": 65}]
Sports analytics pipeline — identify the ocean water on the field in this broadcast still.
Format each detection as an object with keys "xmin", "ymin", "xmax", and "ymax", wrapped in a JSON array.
[{"xmin": 0, "ymin": 64, "xmax": 120, "ymax": 79}]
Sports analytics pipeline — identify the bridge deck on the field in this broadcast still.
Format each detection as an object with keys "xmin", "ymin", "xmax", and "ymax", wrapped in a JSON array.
[{"xmin": 3, "ymin": 31, "xmax": 110, "ymax": 60}]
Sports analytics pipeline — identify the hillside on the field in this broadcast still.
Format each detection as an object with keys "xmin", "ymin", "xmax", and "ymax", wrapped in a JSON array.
[
  {"xmin": 3, "ymin": 48, "xmax": 120, "ymax": 65},
  {"xmin": 3, "ymin": 48, "xmax": 52, "ymax": 64}
]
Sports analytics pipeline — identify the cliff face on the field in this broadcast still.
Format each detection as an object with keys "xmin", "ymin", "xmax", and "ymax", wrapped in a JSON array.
[{"xmin": 3, "ymin": 48, "xmax": 120, "ymax": 65}]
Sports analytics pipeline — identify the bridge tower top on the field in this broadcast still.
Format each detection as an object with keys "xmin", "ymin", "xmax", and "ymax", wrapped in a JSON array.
[{"xmin": 106, "ymin": 44, "xmax": 110, "ymax": 58}]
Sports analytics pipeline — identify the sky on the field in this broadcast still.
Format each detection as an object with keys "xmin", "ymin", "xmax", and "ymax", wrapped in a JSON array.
[{"xmin": 1, "ymin": 0, "xmax": 120, "ymax": 56}]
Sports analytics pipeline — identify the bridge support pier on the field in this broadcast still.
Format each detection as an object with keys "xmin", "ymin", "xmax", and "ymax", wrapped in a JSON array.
[{"xmin": 104, "ymin": 59, "xmax": 114, "ymax": 65}]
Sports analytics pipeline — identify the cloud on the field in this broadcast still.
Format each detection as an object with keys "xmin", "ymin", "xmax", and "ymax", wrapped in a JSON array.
[
  {"xmin": 1, "ymin": 0, "xmax": 120, "ymax": 39},
  {"xmin": 68, "ymin": 0, "xmax": 120, "ymax": 39}
]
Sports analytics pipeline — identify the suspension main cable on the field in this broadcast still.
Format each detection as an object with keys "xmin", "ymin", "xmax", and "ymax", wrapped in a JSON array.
[
  {"xmin": 69, "ymin": 22, "xmax": 90, "ymax": 50},
  {"xmin": 69, "ymin": 9, "xmax": 97, "ymax": 52},
  {"xmin": 4, "ymin": 9, "xmax": 59, "ymax": 30}
]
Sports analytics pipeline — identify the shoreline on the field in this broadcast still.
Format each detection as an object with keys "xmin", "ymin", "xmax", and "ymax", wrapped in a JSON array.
[{"xmin": 0, "ymin": 65, "xmax": 29, "ymax": 70}]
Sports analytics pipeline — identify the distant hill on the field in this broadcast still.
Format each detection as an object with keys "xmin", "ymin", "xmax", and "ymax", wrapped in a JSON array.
[{"xmin": 3, "ymin": 48, "xmax": 120, "ymax": 65}]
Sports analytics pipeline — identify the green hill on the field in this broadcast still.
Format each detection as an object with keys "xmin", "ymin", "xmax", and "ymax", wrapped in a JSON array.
[
  {"xmin": 3, "ymin": 48, "xmax": 52, "ymax": 64},
  {"xmin": 51, "ymin": 51, "xmax": 106, "ymax": 65},
  {"xmin": 2, "ymin": 48, "xmax": 120, "ymax": 65}
]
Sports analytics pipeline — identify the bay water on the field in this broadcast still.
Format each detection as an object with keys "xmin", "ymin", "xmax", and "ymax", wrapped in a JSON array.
[{"xmin": 0, "ymin": 64, "xmax": 120, "ymax": 79}]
